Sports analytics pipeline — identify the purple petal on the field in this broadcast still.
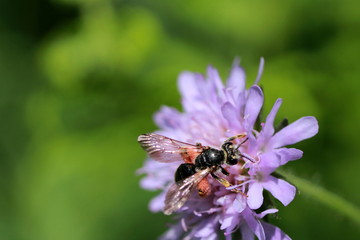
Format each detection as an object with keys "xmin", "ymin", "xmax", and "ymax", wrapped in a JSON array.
[
  {"xmin": 149, "ymin": 192, "xmax": 166, "ymax": 212},
  {"xmin": 207, "ymin": 66, "xmax": 225, "ymax": 98},
  {"xmin": 254, "ymin": 57, "xmax": 265, "ymax": 85},
  {"xmin": 215, "ymin": 195, "xmax": 226, "ymax": 205},
  {"xmin": 140, "ymin": 172, "xmax": 165, "ymax": 190},
  {"xmin": 221, "ymin": 102, "xmax": 242, "ymax": 131},
  {"xmin": 256, "ymin": 209, "xmax": 278, "ymax": 219},
  {"xmin": 262, "ymin": 222, "xmax": 291, "ymax": 240},
  {"xmin": 243, "ymin": 208, "xmax": 265, "ymax": 240},
  {"xmin": 178, "ymin": 72, "xmax": 201, "ymax": 101},
  {"xmin": 221, "ymin": 214, "xmax": 236, "ymax": 230},
  {"xmin": 227, "ymin": 62, "xmax": 246, "ymax": 96},
  {"xmin": 178, "ymin": 72, "xmax": 210, "ymax": 113},
  {"xmin": 262, "ymin": 176, "xmax": 296, "ymax": 206},
  {"xmin": 274, "ymin": 148, "xmax": 303, "ymax": 165},
  {"xmin": 236, "ymin": 91, "xmax": 247, "ymax": 115},
  {"xmin": 233, "ymin": 193, "xmax": 247, "ymax": 213},
  {"xmin": 247, "ymin": 182, "xmax": 264, "ymax": 209},
  {"xmin": 240, "ymin": 225, "xmax": 255, "ymax": 240},
  {"xmin": 154, "ymin": 106, "xmax": 183, "ymax": 130},
  {"xmin": 255, "ymin": 148, "xmax": 303, "ymax": 175},
  {"xmin": 138, "ymin": 160, "xmax": 175, "ymax": 190},
  {"xmin": 225, "ymin": 234, "xmax": 233, "ymax": 240},
  {"xmin": 261, "ymin": 98, "xmax": 282, "ymax": 142},
  {"xmin": 246, "ymin": 130, "xmax": 260, "ymax": 156},
  {"xmin": 244, "ymin": 86, "xmax": 264, "ymax": 131},
  {"xmin": 160, "ymin": 222, "xmax": 184, "ymax": 240},
  {"xmin": 204, "ymin": 233, "xmax": 217, "ymax": 240},
  {"xmin": 269, "ymin": 116, "xmax": 319, "ymax": 149},
  {"xmin": 195, "ymin": 219, "xmax": 217, "ymax": 238},
  {"xmin": 255, "ymin": 151, "xmax": 281, "ymax": 175}
]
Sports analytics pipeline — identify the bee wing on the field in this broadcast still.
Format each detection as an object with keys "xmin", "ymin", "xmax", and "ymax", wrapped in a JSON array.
[
  {"xmin": 138, "ymin": 133, "xmax": 205, "ymax": 163},
  {"xmin": 163, "ymin": 168, "xmax": 211, "ymax": 215}
]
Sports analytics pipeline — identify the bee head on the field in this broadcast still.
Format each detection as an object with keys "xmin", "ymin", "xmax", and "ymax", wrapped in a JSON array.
[{"xmin": 221, "ymin": 142, "xmax": 239, "ymax": 165}]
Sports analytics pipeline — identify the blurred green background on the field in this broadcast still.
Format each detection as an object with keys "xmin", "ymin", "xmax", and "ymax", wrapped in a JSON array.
[{"xmin": 0, "ymin": 0, "xmax": 359, "ymax": 239}]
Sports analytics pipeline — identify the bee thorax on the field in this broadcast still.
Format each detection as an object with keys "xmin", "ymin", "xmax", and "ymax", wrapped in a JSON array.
[{"xmin": 195, "ymin": 148, "xmax": 224, "ymax": 169}]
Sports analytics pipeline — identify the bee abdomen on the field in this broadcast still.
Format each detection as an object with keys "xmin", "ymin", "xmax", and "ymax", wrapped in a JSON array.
[
  {"xmin": 197, "ymin": 177, "xmax": 211, "ymax": 197},
  {"xmin": 175, "ymin": 163, "xmax": 196, "ymax": 184}
]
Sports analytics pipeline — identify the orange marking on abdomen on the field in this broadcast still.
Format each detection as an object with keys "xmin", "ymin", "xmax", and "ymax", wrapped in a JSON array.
[
  {"xmin": 197, "ymin": 177, "xmax": 211, "ymax": 197},
  {"xmin": 181, "ymin": 148, "xmax": 202, "ymax": 163}
]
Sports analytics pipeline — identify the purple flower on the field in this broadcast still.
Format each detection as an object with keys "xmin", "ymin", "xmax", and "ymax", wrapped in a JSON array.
[
  {"xmin": 138, "ymin": 59, "xmax": 318, "ymax": 239},
  {"xmin": 244, "ymin": 98, "xmax": 318, "ymax": 209}
]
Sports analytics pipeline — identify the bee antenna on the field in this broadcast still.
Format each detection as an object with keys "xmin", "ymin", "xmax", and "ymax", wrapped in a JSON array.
[
  {"xmin": 235, "ymin": 137, "xmax": 248, "ymax": 150},
  {"xmin": 239, "ymin": 153, "xmax": 255, "ymax": 163}
]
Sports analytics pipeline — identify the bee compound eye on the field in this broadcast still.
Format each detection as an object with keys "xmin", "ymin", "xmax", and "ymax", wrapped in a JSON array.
[{"xmin": 227, "ymin": 157, "xmax": 238, "ymax": 165}]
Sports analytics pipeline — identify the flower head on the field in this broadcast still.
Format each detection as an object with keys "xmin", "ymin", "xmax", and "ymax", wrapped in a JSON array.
[{"xmin": 138, "ymin": 59, "xmax": 318, "ymax": 240}]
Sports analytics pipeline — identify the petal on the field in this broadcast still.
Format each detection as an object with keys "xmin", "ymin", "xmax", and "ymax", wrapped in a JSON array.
[
  {"xmin": 243, "ymin": 208, "xmax": 265, "ymax": 240},
  {"xmin": 256, "ymin": 209, "xmax": 278, "ymax": 219},
  {"xmin": 160, "ymin": 222, "xmax": 183, "ymax": 240},
  {"xmin": 274, "ymin": 148, "xmax": 303, "ymax": 165},
  {"xmin": 262, "ymin": 176, "xmax": 296, "ymax": 206},
  {"xmin": 139, "ymin": 172, "xmax": 166, "ymax": 189},
  {"xmin": 154, "ymin": 106, "xmax": 183, "ymax": 130},
  {"xmin": 178, "ymin": 72, "xmax": 208, "ymax": 112},
  {"xmin": 221, "ymin": 216, "xmax": 232, "ymax": 230},
  {"xmin": 178, "ymin": 71, "xmax": 202, "ymax": 102},
  {"xmin": 225, "ymin": 234, "xmax": 233, "ymax": 240},
  {"xmin": 247, "ymin": 182, "xmax": 264, "ymax": 209},
  {"xmin": 138, "ymin": 160, "xmax": 175, "ymax": 189},
  {"xmin": 205, "ymin": 233, "xmax": 218, "ymax": 240},
  {"xmin": 261, "ymin": 98, "xmax": 282, "ymax": 142},
  {"xmin": 246, "ymin": 130, "xmax": 259, "ymax": 155},
  {"xmin": 244, "ymin": 86, "xmax": 264, "ymax": 131},
  {"xmin": 221, "ymin": 102, "xmax": 242, "ymax": 131},
  {"xmin": 233, "ymin": 193, "xmax": 247, "ymax": 213},
  {"xmin": 216, "ymin": 195, "xmax": 226, "ymax": 205},
  {"xmin": 207, "ymin": 66, "xmax": 225, "ymax": 98},
  {"xmin": 255, "ymin": 151, "xmax": 281, "ymax": 175},
  {"xmin": 227, "ymin": 61, "xmax": 246, "ymax": 96},
  {"xmin": 255, "ymin": 148, "xmax": 303, "ymax": 175},
  {"xmin": 149, "ymin": 192, "xmax": 165, "ymax": 212},
  {"xmin": 240, "ymin": 225, "xmax": 255, "ymax": 240},
  {"xmin": 195, "ymin": 219, "xmax": 217, "ymax": 238},
  {"xmin": 254, "ymin": 57, "xmax": 265, "ymax": 85},
  {"xmin": 262, "ymin": 222, "xmax": 291, "ymax": 240},
  {"xmin": 236, "ymin": 91, "xmax": 247, "ymax": 115},
  {"xmin": 269, "ymin": 116, "xmax": 319, "ymax": 149}
]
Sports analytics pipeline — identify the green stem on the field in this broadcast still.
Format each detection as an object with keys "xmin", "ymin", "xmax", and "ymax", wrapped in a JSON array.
[{"xmin": 277, "ymin": 169, "xmax": 360, "ymax": 226}]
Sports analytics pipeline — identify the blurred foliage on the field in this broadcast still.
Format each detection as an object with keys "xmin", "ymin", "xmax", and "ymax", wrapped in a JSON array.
[{"xmin": 0, "ymin": 0, "xmax": 359, "ymax": 239}]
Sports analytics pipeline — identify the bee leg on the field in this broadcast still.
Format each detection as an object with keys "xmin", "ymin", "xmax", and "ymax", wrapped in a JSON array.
[
  {"xmin": 220, "ymin": 166, "xmax": 229, "ymax": 176},
  {"xmin": 211, "ymin": 172, "xmax": 231, "ymax": 187},
  {"xmin": 210, "ymin": 172, "xmax": 247, "ymax": 197}
]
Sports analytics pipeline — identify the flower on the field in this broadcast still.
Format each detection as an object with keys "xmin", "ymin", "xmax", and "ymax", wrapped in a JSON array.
[
  {"xmin": 138, "ymin": 59, "xmax": 319, "ymax": 240},
  {"xmin": 245, "ymin": 98, "xmax": 318, "ymax": 209}
]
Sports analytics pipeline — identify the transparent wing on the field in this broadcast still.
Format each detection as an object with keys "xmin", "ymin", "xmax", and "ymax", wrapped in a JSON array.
[
  {"xmin": 138, "ymin": 133, "xmax": 205, "ymax": 163},
  {"xmin": 163, "ymin": 168, "xmax": 211, "ymax": 215}
]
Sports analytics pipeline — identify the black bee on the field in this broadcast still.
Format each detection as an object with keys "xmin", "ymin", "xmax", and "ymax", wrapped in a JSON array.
[{"xmin": 137, "ymin": 133, "xmax": 247, "ymax": 215}]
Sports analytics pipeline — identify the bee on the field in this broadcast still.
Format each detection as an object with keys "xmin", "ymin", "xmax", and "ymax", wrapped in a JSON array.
[{"xmin": 137, "ymin": 133, "xmax": 248, "ymax": 215}]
